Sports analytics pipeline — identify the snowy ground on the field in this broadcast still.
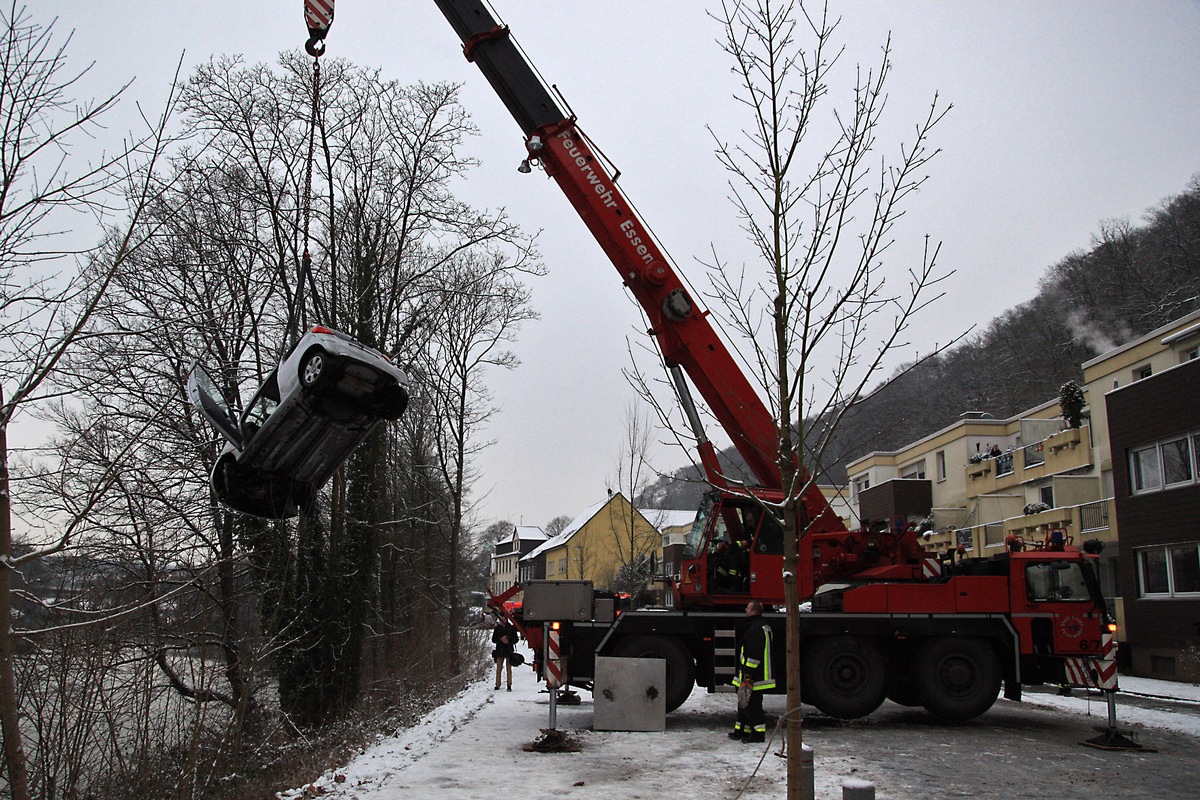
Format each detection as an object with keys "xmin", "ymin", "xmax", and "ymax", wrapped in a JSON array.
[{"xmin": 283, "ymin": 648, "xmax": 1200, "ymax": 800}]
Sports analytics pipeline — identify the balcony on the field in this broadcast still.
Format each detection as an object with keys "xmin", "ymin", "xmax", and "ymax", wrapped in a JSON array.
[
  {"xmin": 963, "ymin": 424, "xmax": 1093, "ymax": 496},
  {"xmin": 1046, "ymin": 426, "xmax": 1082, "ymax": 452}
]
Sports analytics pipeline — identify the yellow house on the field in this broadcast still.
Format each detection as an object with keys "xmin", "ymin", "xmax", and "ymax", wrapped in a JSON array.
[{"xmin": 528, "ymin": 493, "xmax": 658, "ymax": 591}]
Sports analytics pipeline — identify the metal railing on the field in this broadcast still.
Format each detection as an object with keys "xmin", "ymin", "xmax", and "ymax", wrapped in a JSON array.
[{"xmin": 1080, "ymin": 500, "xmax": 1110, "ymax": 532}]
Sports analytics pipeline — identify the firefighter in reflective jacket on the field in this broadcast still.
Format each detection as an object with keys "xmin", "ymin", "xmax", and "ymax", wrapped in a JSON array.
[{"xmin": 730, "ymin": 600, "xmax": 774, "ymax": 743}]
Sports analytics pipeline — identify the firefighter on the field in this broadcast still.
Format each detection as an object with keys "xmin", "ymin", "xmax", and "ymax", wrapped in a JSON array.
[
  {"xmin": 713, "ymin": 536, "xmax": 750, "ymax": 591},
  {"xmin": 729, "ymin": 600, "xmax": 774, "ymax": 743}
]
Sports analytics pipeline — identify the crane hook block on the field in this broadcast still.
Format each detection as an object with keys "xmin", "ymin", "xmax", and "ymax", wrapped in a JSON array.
[{"xmin": 304, "ymin": 0, "xmax": 335, "ymax": 57}]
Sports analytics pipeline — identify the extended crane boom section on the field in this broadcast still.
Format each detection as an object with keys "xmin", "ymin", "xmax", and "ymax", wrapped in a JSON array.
[{"xmin": 433, "ymin": 0, "xmax": 841, "ymax": 534}]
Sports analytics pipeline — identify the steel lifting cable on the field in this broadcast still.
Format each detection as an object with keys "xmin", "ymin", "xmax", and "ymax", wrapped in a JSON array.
[{"xmin": 292, "ymin": 0, "xmax": 334, "ymax": 345}]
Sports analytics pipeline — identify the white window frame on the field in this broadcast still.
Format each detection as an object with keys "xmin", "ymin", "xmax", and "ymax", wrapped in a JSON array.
[
  {"xmin": 1136, "ymin": 543, "xmax": 1200, "ymax": 598},
  {"xmin": 1129, "ymin": 430, "xmax": 1200, "ymax": 495}
]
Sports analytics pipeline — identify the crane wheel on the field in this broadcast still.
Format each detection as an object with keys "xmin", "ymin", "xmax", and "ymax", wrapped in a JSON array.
[
  {"xmin": 802, "ymin": 635, "xmax": 886, "ymax": 720},
  {"xmin": 915, "ymin": 637, "xmax": 1001, "ymax": 722},
  {"xmin": 613, "ymin": 634, "xmax": 695, "ymax": 712}
]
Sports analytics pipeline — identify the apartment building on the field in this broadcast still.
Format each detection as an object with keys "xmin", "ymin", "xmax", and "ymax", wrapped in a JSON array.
[{"xmin": 846, "ymin": 309, "xmax": 1200, "ymax": 681}]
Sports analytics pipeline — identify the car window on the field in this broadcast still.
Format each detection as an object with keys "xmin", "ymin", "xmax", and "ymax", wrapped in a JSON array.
[{"xmin": 242, "ymin": 372, "xmax": 281, "ymax": 435}]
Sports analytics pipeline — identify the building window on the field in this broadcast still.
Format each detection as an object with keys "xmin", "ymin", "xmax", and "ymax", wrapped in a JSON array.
[
  {"xmin": 1183, "ymin": 346, "xmax": 1198, "ymax": 362},
  {"xmin": 1039, "ymin": 485, "xmax": 1054, "ymax": 507},
  {"xmin": 1163, "ymin": 438, "xmax": 1193, "ymax": 485},
  {"xmin": 852, "ymin": 477, "xmax": 869, "ymax": 502},
  {"xmin": 901, "ymin": 460, "xmax": 926, "ymax": 480},
  {"xmin": 1133, "ymin": 364, "xmax": 1153, "ymax": 381},
  {"xmin": 936, "ymin": 451, "xmax": 946, "ymax": 481},
  {"xmin": 1129, "ymin": 432, "xmax": 1200, "ymax": 494},
  {"xmin": 1137, "ymin": 544, "xmax": 1200, "ymax": 597}
]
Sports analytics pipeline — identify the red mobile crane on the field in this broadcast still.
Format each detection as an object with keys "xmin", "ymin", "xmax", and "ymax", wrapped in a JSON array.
[{"xmin": 432, "ymin": 0, "xmax": 1115, "ymax": 720}]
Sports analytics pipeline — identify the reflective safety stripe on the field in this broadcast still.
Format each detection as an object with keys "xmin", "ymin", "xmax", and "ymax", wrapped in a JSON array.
[{"xmin": 1064, "ymin": 632, "xmax": 1118, "ymax": 691}]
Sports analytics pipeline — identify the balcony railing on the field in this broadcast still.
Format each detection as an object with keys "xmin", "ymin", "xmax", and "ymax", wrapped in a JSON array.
[
  {"xmin": 1023, "ymin": 442, "xmax": 1045, "ymax": 468},
  {"xmin": 1080, "ymin": 500, "xmax": 1110, "ymax": 532}
]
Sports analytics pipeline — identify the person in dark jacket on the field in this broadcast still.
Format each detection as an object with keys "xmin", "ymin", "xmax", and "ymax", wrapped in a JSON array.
[
  {"xmin": 491, "ymin": 613, "xmax": 518, "ymax": 691},
  {"xmin": 730, "ymin": 600, "xmax": 774, "ymax": 743}
]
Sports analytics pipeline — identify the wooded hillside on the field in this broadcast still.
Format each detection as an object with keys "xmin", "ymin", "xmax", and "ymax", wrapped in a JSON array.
[{"xmin": 639, "ymin": 175, "xmax": 1200, "ymax": 510}]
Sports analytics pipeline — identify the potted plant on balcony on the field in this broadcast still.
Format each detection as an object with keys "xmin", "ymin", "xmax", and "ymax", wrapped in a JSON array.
[{"xmin": 1059, "ymin": 380, "xmax": 1084, "ymax": 429}]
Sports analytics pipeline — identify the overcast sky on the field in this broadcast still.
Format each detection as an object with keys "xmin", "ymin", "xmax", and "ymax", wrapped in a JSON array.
[{"xmin": 38, "ymin": 1, "xmax": 1200, "ymax": 532}]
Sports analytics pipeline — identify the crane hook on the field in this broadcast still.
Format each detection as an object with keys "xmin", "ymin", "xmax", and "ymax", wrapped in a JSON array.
[{"xmin": 304, "ymin": 0, "xmax": 334, "ymax": 57}]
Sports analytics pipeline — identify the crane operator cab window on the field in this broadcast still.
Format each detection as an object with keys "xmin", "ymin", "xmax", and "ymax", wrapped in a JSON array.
[
  {"xmin": 705, "ymin": 500, "xmax": 782, "ymax": 593},
  {"xmin": 1025, "ymin": 561, "xmax": 1090, "ymax": 602}
]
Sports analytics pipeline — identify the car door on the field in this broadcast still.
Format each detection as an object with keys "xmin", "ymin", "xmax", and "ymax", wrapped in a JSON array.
[{"xmin": 186, "ymin": 364, "xmax": 244, "ymax": 449}]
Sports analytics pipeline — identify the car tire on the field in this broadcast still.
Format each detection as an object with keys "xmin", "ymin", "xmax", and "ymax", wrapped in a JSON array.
[
  {"xmin": 915, "ymin": 637, "xmax": 1001, "ymax": 722},
  {"xmin": 613, "ymin": 634, "xmax": 696, "ymax": 713},
  {"xmin": 378, "ymin": 383, "xmax": 409, "ymax": 421},
  {"xmin": 299, "ymin": 348, "xmax": 329, "ymax": 389},
  {"xmin": 802, "ymin": 634, "xmax": 886, "ymax": 720}
]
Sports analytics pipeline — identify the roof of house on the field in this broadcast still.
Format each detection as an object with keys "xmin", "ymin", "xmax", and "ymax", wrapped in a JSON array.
[
  {"xmin": 496, "ymin": 524, "xmax": 546, "ymax": 547},
  {"xmin": 520, "ymin": 495, "xmax": 614, "ymax": 562},
  {"xmin": 638, "ymin": 508, "xmax": 696, "ymax": 532}
]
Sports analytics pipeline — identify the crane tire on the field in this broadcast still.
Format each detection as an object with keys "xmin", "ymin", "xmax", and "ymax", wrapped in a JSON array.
[
  {"xmin": 613, "ymin": 634, "xmax": 695, "ymax": 713},
  {"xmin": 802, "ymin": 635, "xmax": 886, "ymax": 720},
  {"xmin": 915, "ymin": 637, "xmax": 1001, "ymax": 722}
]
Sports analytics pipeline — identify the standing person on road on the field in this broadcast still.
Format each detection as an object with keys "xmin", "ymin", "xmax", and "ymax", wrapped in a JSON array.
[
  {"xmin": 491, "ymin": 613, "xmax": 518, "ymax": 691},
  {"xmin": 730, "ymin": 600, "xmax": 774, "ymax": 743}
]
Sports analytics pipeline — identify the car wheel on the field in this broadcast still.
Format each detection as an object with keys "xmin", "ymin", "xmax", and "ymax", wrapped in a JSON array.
[
  {"xmin": 299, "ymin": 348, "xmax": 329, "ymax": 389},
  {"xmin": 802, "ymin": 634, "xmax": 886, "ymax": 720},
  {"xmin": 379, "ymin": 383, "xmax": 409, "ymax": 421},
  {"xmin": 613, "ymin": 634, "xmax": 696, "ymax": 712},
  {"xmin": 915, "ymin": 637, "xmax": 1001, "ymax": 722}
]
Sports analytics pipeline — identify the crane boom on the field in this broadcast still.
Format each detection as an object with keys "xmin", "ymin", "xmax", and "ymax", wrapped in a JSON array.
[{"xmin": 433, "ymin": 1, "xmax": 842, "ymax": 533}]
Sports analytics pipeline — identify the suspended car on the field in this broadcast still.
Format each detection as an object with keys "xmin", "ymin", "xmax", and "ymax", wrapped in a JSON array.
[{"xmin": 187, "ymin": 325, "xmax": 410, "ymax": 519}]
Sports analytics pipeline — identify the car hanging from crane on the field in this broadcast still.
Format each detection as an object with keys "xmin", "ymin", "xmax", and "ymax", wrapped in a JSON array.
[{"xmin": 187, "ymin": 326, "xmax": 410, "ymax": 519}]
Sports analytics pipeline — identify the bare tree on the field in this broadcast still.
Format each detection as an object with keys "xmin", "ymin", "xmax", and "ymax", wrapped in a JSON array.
[
  {"xmin": 0, "ymin": 5, "xmax": 182, "ymax": 796},
  {"xmin": 707, "ymin": 2, "xmax": 949, "ymax": 795},
  {"xmin": 425, "ymin": 249, "xmax": 539, "ymax": 669},
  {"xmin": 544, "ymin": 515, "xmax": 572, "ymax": 538}
]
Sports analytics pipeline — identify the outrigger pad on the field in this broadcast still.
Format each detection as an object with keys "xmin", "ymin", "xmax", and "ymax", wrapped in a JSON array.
[
  {"xmin": 1080, "ymin": 727, "xmax": 1157, "ymax": 753},
  {"xmin": 524, "ymin": 728, "xmax": 582, "ymax": 753}
]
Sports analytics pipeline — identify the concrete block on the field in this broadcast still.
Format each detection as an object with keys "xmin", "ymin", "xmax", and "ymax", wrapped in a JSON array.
[{"xmin": 592, "ymin": 656, "xmax": 666, "ymax": 732}]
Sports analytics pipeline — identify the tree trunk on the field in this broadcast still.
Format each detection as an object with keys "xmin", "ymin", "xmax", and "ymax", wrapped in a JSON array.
[{"xmin": 0, "ymin": 390, "xmax": 32, "ymax": 800}]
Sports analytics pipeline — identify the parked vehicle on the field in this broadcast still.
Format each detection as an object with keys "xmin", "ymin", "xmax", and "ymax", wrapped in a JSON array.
[{"xmin": 188, "ymin": 325, "xmax": 409, "ymax": 518}]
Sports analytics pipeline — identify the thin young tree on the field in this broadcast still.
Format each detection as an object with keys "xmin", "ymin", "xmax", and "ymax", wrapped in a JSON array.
[
  {"xmin": 709, "ymin": 2, "xmax": 949, "ymax": 796},
  {"xmin": 608, "ymin": 402, "xmax": 658, "ymax": 597}
]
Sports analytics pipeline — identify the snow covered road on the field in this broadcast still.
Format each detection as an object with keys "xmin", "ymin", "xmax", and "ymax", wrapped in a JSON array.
[{"xmin": 287, "ymin": 666, "xmax": 1200, "ymax": 800}]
